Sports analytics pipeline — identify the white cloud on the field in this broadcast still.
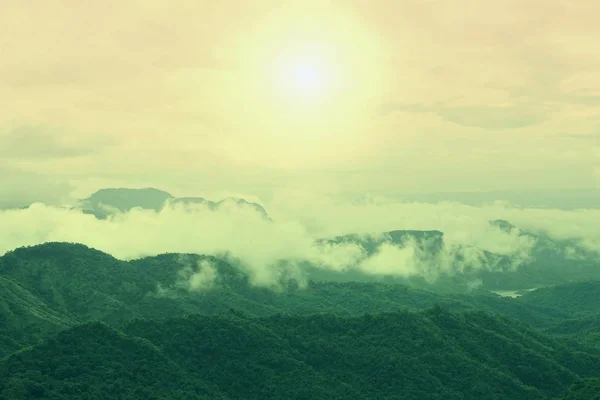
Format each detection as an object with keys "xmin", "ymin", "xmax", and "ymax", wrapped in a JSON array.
[
  {"xmin": 1, "ymin": 194, "xmax": 598, "ymax": 286},
  {"xmin": 174, "ymin": 258, "xmax": 218, "ymax": 291}
]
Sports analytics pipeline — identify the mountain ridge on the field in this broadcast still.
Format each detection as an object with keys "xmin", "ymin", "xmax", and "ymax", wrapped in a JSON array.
[
  {"xmin": 78, "ymin": 187, "xmax": 269, "ymax": 219},
  {"xmin": 0, "ymin": 241, "xmax": 588, "ymax": 358},
  {"xmin": 3, "ymin": 309, "xmax": 599, "ymax": 399}
]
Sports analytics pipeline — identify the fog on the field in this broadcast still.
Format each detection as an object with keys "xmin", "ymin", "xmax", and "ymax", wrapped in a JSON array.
[{"xmin": 1, "ymin": 192, "xmax": 598, "ymax": 286}]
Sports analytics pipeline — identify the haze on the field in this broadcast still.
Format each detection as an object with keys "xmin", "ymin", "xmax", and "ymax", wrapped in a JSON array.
[{"xmin": 1, "ymin": 0, "xmax": 598, "ymax": 206}]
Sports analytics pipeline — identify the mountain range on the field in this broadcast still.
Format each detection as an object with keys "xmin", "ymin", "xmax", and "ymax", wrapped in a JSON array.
[
  {"xmin": 1, "ymin": 242, "xmax": 600, "ymax": 398},
  {"xmin": 3, "ymin": 187, "xmax": 599, "ymax": 292},
  {"xmin": 1, "ymin": 188, "xmax": 599, "ymax": 398}
]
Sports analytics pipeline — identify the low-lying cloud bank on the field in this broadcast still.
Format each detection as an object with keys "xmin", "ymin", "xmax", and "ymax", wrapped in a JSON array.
[{"xmin": 1, "ymin": 196, "xmax": 598, "ymax": 286}]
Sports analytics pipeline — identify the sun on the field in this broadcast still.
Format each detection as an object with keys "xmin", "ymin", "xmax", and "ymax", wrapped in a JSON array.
[
  {"xmin": 281, "ymin": 57, "xmax": 329, "ymax": 96},
  {"xmin": 271, "ymin": 49, "xmax": 336, "ymax": 101},
  {"xmin": 233, "ymin": 4, "xmax": 387, "ymax": 130}
]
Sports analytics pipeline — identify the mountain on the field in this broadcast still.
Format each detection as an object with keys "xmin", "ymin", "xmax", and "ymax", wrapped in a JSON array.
[
  {"xmin": 0, "ymin": 243, "xmax": 572, "ymax": 325},
  {"xmin": 170, "ymin": 196, "xmax": 269, "ymax": 217},
  {"xmin": 79, "ymin": 187, "xmax": 173, "ymax": 216},
  {"xmin": 508, "ymin": 282, "xmax": 600, "ymax": 348},
  {"xmin": 0, "ymin": 275, "xmax": 74, "ymax": 357},
  {"xmin": 0, "ymin": 242, "xmax": 578, "ymax": 357},
  {"xmin": 321, "ymin": 229, "xmax": 444, "ymax": 255},
  {"xmin": 0, "ymin": 243, "xmax": 151, "ymax": 321},
  {"xmin": 544, "ymin": 315, "xmax": 600, "ymax": 348},
  {"xmin": 0, "ymin": 322, "xmax": 224, "ymax": 400},
  {"xmin": 123, "ymin": 310, "xmax": 589, "ymax": 399},
  {"xmin": 1, "ymin": 242, "xmax": 600, "ymax": 398},
  {"xmin": 6, "ymin": 187, "xmax": 599, "ymax": 292},
  {"xmin": 2, "ymin": 309, "xmax": 599, "ymax": 399},
  {"xmin": 312, "ymin": 220, "xmax": 600, "ymax": 291},
  {"xmin": 518, "ymin": 281, "xmax": 600, "ymax": 317},
  {"xmin": 561, "ymin": 379, "xmax": 600, "ymax": 399},
  {"xmin": 77, "ymin": 187, "xmax": 269, "ymax": 219}
]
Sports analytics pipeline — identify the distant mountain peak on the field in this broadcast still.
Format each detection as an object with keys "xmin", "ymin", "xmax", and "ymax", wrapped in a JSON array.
[
  {"xmin": 77, "ymin": 187, "xmax": 269, "ymax": 219},
  {"xmin": 91, "ymin": 187, "xmax": 173, "ymax": 196},
  {"xmin": 489, "ymin": 219, "xmax": 517, "ymax": 232},
  {"xmin": 3, "ymin": 241, "xmax": 114, "ymax": 259}
]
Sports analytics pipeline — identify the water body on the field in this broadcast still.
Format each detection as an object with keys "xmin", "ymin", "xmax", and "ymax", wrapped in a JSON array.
[{"xmin": 491, "ymin": 288, "xmax": 536, "ymax": 298}]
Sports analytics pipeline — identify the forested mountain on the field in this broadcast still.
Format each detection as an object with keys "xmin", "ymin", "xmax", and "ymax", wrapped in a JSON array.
[
  {"xmin": 316, "ymin": 220, "xmax": 600, "ymax": 291},
  {"xmin": 2, "ymin": 310, "xmax": 599, "ymax": 399},
  {"xmin": 0, "ymin": 242, "xmax": 576, "ymax": 357},
  {"xmin": 0, "ymin": 275, "xmax": 74, "ymax": 358},
  {"xmin": 1, "ymin": 242, "xmax": 600, "ymax": 398},
  {"xmin": 517, "ymin": 282, "xmax": 600, "ymax": 348},
  {"xmin": 562, "ymin": 379, "xmax": 600, "ymax": 400},
  {"xmin": 518, "ymin": 281, "xmax": 600, "ymax": 317},
  {"xmin": 0, "ymin": 322, "xmax": 225, "ymax": 400}
]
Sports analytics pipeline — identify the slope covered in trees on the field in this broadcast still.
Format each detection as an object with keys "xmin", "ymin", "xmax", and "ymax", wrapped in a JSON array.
[
  {"xmin": 0, "ymin": 322, "xmax": 224, "ymax": 400},
  {"xmin": 0, "ymin": 242, "xmax": 576, "ymax": 357},
  {"xmin": 518, "ymin": 281, "xmax": 600, "ymax": 317},
  {"xmin": 562, "ymin": 379, "xmax": 600, "ymax": 400},
  {"xmin": 1, "ymin": 242, "xmax": 600, "ymax": 398},
  {"xmin": 2, "ymin": 309, "xmax": 599, "ymax": 399}
]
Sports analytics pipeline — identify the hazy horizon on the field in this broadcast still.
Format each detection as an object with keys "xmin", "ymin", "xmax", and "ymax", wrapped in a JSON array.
[{"xmin": 1, "ymin": 1, "xmax": 598, "ymax": 281}]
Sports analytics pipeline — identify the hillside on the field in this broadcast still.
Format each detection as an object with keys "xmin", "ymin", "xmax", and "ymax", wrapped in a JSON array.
[
  {"xmin": 562, "ymin": 379, "xmax": 600, "ymax": 400},
  {"xmin": 0, "ymin": 243, "xmax": 577, "ymax": 357},
  {"xmin": 0, "ymin": 322, "xmax": 224, "ymax": 400},
  {"xmin": 0, "ymin": 276, "xmax": 74, "ymax": 357},
  {"xmin": 0, "ymin": 242, "xmax": 600, "ymax": 397},
  {"xmin": 517, "ymin": 283, "xmax": 600, "ymax": 347},
  {"xmin": 0, "ymin": 243, "xmax": 151, "ymax": 322},
  {"xmin": 2, "ymin": 309, "xmax": 599, "ymax": 399},
  {"xmin": 544, "ymin": 315, "xmax": 600, "ymax": 348},
  {"xmin": 518, "ymin": 281, "xmax": 600, "ymax": 317}
]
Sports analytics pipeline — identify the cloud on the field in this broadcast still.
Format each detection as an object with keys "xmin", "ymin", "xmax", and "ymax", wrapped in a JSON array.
[
  {"xmin": 357, "ymin": 243, "xmax": 420, "ymax": 278},
  {"xmin": 376, "ymin": 103, "xmax": 549, "ymax": 130},
  {"xmin": 156, "ymin": 256, "xmax": 219, "ymax": 295},
  {"xmin": 267, "ymin": 192, "xmax": 600, "ymax": 257},
  {"xmin": 174, "ymin": 258, "xmax": 218, "ymax": 292},
  {"xmin": 561, "ymin": 133, "xmax": 600, "ymax": 141},
  {"xmin": 0, "ymin": 168, "xmax": 75, "ymax": 209},
  {"xmin": 435, "ymin": 106, "xmax": 548, "ymax": 130},
  {"xmin": 0, "ymin": 194, "xmax": 598, "ymax": 287},
  {"xmin": 0, "ymin": 125, "xmax": 113, "ymax": 160}
]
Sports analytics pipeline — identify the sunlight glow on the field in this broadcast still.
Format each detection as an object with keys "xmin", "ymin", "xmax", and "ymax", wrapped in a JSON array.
[
  {"xmin": 229, "ymin": 3, "xmax": 387, "ymax": 149},
  {"xmin": 276, "ymin": 54, "xmax": 332, "ymax": 98}
]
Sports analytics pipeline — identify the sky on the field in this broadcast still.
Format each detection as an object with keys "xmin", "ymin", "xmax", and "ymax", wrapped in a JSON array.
[{"xmin": 1, "ymin": 0, "xmax": 599, "ymax": 206}]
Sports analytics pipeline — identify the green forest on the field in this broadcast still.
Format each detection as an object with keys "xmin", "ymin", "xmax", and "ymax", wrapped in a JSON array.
[{"xmin": 1, "ymin": 242, "xmax": 600, "ymax": 399}]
